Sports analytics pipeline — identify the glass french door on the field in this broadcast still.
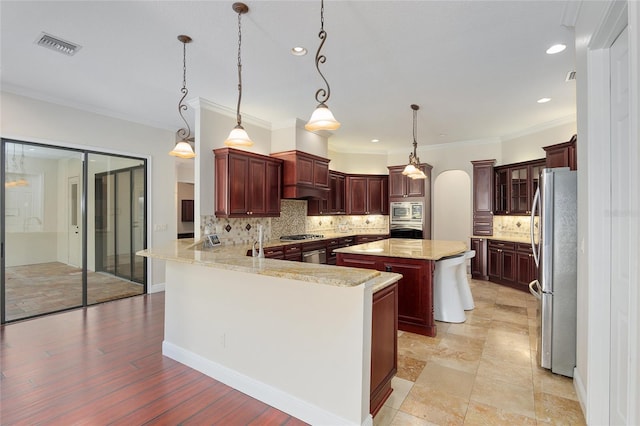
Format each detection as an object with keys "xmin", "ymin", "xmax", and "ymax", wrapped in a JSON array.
[{"xmin": 1, "ymin": 139, "xmax": 147, "ymax": 323}]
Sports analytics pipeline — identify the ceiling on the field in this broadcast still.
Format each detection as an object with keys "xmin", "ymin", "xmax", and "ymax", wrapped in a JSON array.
[{"xmin": 1, "ymin": 1, "xmax": 577, "ymax": 155}]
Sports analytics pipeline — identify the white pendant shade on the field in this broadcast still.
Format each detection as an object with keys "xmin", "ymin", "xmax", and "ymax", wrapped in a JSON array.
[
  {"xmin": 305, "ymin": 104, "xmax": 341, "ymax": 131},
  {"xmin": 224, "ymin": 125, "xmax": 254, "ymax": 147},
  {"xmin": 408, "ymin": 169, "xmax": 427, "ymax": 179},
  {"xmin": 169, "ymin": 141, "xmax": 196, "ymax": 159},
  {"xmin": 402, "ymin": 163, "xmax": 417, "ymax": 175}
]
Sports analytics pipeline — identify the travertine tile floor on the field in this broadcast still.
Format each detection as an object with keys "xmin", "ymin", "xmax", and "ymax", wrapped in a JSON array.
[{"xmin": 375, "ymin": 278, "xmax": 586, "ymax": 426}]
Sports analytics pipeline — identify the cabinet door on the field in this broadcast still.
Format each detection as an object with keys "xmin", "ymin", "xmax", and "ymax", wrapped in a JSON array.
[
  {"xmin": 471, "ymin": 160, "xmax": 495, "ymax": 236},
  {"xmin": 407, "ymin": 165, "xmax": 426, "ymax": 197},
  {"xmin": 516, "ymin": 251, "xmax": 534, "ymax": 288},
  {"xmin": 228, "ymin": 155, "xmax": 249, "ymax": 215},
  {"xmin": 370, "ymin": 283, "xmax": 398, "ymax": 416},
  {"xmin": 334, "ymin": 174, "xmax": 346, "ymax": 213},
  {"xmin": 388, "ymin": 169, "xmax": 407, "ymax": 198},
  {"xmin": 494, "ymin": 168, "xmax": 509, "ymax": 214},
  {"xmin": 265, "ymin": 160, "xmax": 281, "ymax": 216},
  {"xmin": 488, "ymin": 247, "xmax": 501, "ymax": 282},
  {"xmin": 384, "ymin": 261, "xmax": 429, "ymax": 327},
  {"xmin": 336, "ymin": 253, "xmax": 377, "ymax": 269},
  {"xmin": 367, "ymin": 176, "xmax": 386, "ymax": 215},
  {"xmin": 470, "ymin": 238, "xmax": 488, "ymax": 280},
  {"xmin": 509, "ymin": 166, "xmax": 528, "ymax": 215},
  {"xmin": 501, "ymin": 249, "xmax": 517, "ymax": 283},
  {"xmin": 347, "ymin": 177, "xmax": 368, "ymax": 215},
  {"xmin": 248, "ymin": 157, "xmax": 267, "ymax": 215},
  {"xmin": 314, "ymin": 159, "xmax": 330, "ymax": 188}
]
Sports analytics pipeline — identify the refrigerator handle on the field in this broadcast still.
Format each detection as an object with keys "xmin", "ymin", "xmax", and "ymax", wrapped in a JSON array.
[
  {"xmin": 531, "ymin": 186, "xmax": 541, "ymax": 268},
  {"xmin": 529, "ymin": 279, "xmax": 541, "ymax": 300}
]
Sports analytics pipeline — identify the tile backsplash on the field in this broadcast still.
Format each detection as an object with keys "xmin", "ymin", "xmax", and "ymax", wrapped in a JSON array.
[
  {"xmin": 492, "ymin": 215, "xmax": 538, "ymax": 239},
  {"xmin": 201, "ymin": 199, "xmax": 390, "ymax": 246}
]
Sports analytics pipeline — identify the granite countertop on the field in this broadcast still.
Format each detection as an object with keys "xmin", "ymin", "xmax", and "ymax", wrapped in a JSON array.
[
  {"xmin": 470, "ymin": 235, "xmax": 531, "ymax": 244},
  {"xmin": 138, "ymin": 239, "xmax": 401, "ymax": 289},
  {"xmin": 250, "ymin": 231, "xmax": 388, "ymax": 250},
  {"xmin": 334, "ymin": 238, "xmax": 468, "ymax": 261}
]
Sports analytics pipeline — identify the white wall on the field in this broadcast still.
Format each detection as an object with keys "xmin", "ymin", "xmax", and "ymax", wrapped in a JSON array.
[
  {"xmin": 1, "ymin": 91, "xmax": 176, "ymax": 289},
  {"xmin": 501, "ymin": 119, "xmax": 577, "ymax": 164},
  {"xmin": 433, "ymin": 171, "xmax": 471, "ymax": 244},
  {"xmin": 327, "ymin": 149, "xmax": 389, "ymax": 174}
]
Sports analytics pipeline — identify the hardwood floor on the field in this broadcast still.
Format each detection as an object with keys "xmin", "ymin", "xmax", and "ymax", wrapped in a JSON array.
[{"xmin": 0, "ymin": 292, "xmax": 307, "ymax": 425}]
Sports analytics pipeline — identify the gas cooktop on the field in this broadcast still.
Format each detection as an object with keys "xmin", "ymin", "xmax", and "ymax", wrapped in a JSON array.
[{"xmin": 279, "ymin": 234, "xmax": 324, "ymax": 241}]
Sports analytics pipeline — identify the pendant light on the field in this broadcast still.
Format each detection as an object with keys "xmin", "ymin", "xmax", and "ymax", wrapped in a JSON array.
[
  {"xmin": 402, "ymin": 104, "xmax": 427, "ymax": 180},
  {"xmin": 224, "ymin": 2, "xmax": 253, "ymax": 147},
  {"xmin": 304, "ymin": 0, "xmax": 340, "ymax": 132},
  {"xmin": 169, "ymin": 35, "xmax": 196, "ymax": 159}
]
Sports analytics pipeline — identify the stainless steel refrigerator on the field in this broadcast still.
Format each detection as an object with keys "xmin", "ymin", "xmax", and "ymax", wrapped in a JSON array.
[{"xmin": 529, "ymin": 167, "xmax": 577, "ymax": 377}]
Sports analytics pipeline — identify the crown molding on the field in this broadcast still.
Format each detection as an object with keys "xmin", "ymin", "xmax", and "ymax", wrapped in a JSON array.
[
  {"xmin": 189, "ymin": 97, "xmax": 272, "ymax": 130},
  {"xmin": 500, "ymin": 114, "xmax": 576, "ymax": 142}
]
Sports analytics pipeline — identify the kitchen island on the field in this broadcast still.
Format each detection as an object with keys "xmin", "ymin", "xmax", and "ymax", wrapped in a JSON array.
[
  {"xmin": 138, "ymin": 239, "xmax": 401, "ymax": 425},
  {"xmin": 335, "ymin": 238, "xmax": 467, "ymax": 337}
]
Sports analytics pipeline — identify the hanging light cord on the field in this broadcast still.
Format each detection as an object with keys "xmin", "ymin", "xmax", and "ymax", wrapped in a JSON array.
[
  {"xmin": 313, "ymin": 0, "xmax": 331, "ymax": 105},
  {"xmin": 410, "ymin": 104, "xmax": 421, "ymax": 165},
  {"xmin": 235, "ymin": 10, "xmax": 243, "ymax": 126},
  {"xmin": 177, "ymin": 37, "xmax": 191, "ymax": 141}
]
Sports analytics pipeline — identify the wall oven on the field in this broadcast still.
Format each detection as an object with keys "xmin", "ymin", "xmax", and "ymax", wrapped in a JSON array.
[{"xmin": 390, "ymin": 201, "xmax": 424, "ymax": 238}]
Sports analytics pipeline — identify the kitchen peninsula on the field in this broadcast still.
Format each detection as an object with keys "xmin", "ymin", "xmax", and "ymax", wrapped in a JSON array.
[
  {"xmin": 138, "ymin": 239, "xmax": 401, "ymax": 425},
  {"xmin": 335, "ymin": 238, "xmax": 467, "ymax": 337}
]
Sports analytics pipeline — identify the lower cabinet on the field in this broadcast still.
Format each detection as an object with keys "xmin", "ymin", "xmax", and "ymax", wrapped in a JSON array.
[
  {"xmin": 488, "ymin": 240, "xmax": 516, "ymax": 285},
  {"xmin": 337, "ymin": 253, "xmax": 437, "ymax": 337},
  {"xmin": 370, "ymin": 282, "xmax": 398, "ymax": 416},
  {"xmin": 470, "ymin": 238, "xmax": 488, "ymax": 280},
  {"xmin": 355, "ymin": 234, "xmax": 389, "ymax": 244},
  {"xmin": 326, "ymin": 236, "xmax": 354, "ymax": 265},
  {"xmin": 486, "ymin": 239, "xmax": 535, "ymax": 292}
]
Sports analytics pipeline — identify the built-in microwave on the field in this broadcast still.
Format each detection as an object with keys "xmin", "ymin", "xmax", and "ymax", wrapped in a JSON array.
[{"xmin": 390, "ymin": 201, "xmax": 423, "ymax": 224}]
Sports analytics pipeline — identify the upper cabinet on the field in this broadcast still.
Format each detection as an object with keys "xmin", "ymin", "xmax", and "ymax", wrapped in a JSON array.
[
  {"xmin": 307, "ymin": 170, "xmax": 347, "ymax": 216},
  {"xmin": 214, "ymin": 148, "xmax": 283, "ymax": 217},
  {"xmin": 387, "ymin": 164, "xmax": 432, "ymax": 200},
  {"xmin": 471, "ymin": 159, "xmax": 495, "ymax": 235},
  {"xmin": 270, "ymin": 150, "xmax": 330, "ymax": 200},
  {"xmin": 494, "ymin": 159, "xmax": 545, "ymax": 215},
  {"xmin": 543, "ymin": 134, "xmax": 577, "ymax": 170},
  {"xmin": 346, "ymin": 175, "xmax": 389, "ymax": 215}
]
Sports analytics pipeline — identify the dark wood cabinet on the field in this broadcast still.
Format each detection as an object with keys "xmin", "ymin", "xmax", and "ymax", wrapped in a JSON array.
[
  {"xmin": 214, "ymin": 148, "xmax": 283, "ymax": 218},
  {"xmin": 515, "ymin": 242, "xmax": 537, "ymax": 289},
  {"xmin": 307, "ymin": 170, "xmax": 346, "ymax": 216},
  {"xmin": 346, "ymin": 175, "xmax": 389, "ymax": 215},
  {"xmin": 325, "ymin": 236, "xmax": 354, "ymax": 265},
  {"xmin": 471, "ymin": 160, "xmax": 495, "ymax": 235},
  {"xmin": 470, "ymin": 237, "xmax": 488, "ymax": 280},
  {"xmin": 270, "ymin": 150, "xmax": 330, "ymax": 200},
  {"xmin": 262, "ymin": 246, "xmax": 285, "ymax": 259},
  {"xmin": 488, "ymin": 240, "xmax": 516, "ymax": 284},
  {"xmin": 337, "ymin": 253, "xmax": 437, "ymax": 337},
  {"xmin": 387, "ymin": 164, "xmax": 431, "ymax": 199},
  {"xmin": 370, "ymin": 282, "xmax": 398, "ymax": 417},
  {"xmin": 284, "ymin": 244, "xmax": 303, "ymax": 262},
  {"xmin": 494, "ymin": 159, "xmax": 545, "ymax": 216},
  {"xmin": 355, "ymin": 234, "xmax": 389, "ymax": 244},
  {"xmin": 544, "ymin": 134, "xmax": 577, "ymax": 170}
]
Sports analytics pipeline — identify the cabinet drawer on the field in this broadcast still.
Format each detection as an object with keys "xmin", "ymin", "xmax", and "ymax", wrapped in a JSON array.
[
  {"xmin": 487, "ymin": 240, "xmax": 515, "ymax": 251},
  {"xmin": 516, "ymin": 242, "xmax": 533, "ymax": 253}
]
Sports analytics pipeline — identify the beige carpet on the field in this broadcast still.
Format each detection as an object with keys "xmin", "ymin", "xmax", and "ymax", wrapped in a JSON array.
[{"xmin": 4, "ymin": 262, "xmax": 144, "ymax": 322}]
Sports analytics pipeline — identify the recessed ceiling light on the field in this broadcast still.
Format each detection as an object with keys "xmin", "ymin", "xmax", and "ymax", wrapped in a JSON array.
[
  {"xmin": 546, "ymin": 44, "xmax": 566, "ymax": 54},
  {"xmin": 291, "ymin": 46, "xmax": 307, "ymax": 56},
  {"xmin": 371, "ymin": 139, "xmax": 379, "ymax": 143},
  {"xmin": 537, "ymin": 97, "xmax": 552, "ymax": 103}
]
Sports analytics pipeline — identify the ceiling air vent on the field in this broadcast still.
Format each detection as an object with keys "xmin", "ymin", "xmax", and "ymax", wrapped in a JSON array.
[
  {"xmin": 565, "ymin": 70, "xmax": 576, "ymax": 81},
  {"xmin": 35, "ymin": 32, "xmax": 81, "ymax": 56}
]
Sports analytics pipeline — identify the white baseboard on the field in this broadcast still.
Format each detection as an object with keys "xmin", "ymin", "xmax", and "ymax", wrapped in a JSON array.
[
  {"xmin": 148, "ymin": 282, "xmax": 165, "ymax": 293},
  {"xmin": 163, "ymin": 341, "xmax": 369, "ymax": 426},
  {"xmin": 573, "ymin": 367, "xmax": 587, "ymax": 419}
]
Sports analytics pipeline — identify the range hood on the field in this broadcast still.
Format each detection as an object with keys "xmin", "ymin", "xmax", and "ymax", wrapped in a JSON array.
[{"xmin": 270, "ymin": 150, "xmax": 330, "ymax": 200}]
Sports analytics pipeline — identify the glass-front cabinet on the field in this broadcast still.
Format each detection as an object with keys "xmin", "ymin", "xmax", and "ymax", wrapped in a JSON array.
[{"xmin": 494, "ymin": 159, "xmax": 545, "ymax": 215}]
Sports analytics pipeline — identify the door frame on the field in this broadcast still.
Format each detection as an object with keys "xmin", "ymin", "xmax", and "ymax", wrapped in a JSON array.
[{"xmin": 578, "ymin": 1, "xmax": 639, "ymax": 424}]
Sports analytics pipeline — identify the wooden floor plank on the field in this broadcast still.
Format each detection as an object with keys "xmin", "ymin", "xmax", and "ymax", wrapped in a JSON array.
[{"xmin": 0, "ymin": 293, "xmax": 307, "ymax": 426}]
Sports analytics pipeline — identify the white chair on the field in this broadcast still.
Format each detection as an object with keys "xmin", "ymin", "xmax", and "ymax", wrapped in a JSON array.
[
  {"xmin": 433, "ymin": 255, "xmax": 466, "ymax": 323},
  {"xmin": 456, "ymin": 250, "xmax": 476, "ymax": 310}
]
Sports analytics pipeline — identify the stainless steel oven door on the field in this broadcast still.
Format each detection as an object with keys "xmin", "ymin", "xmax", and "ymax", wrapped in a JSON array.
[{"xmin": 302, "ymin": 249, "xmax": 326, "ymax": 264}]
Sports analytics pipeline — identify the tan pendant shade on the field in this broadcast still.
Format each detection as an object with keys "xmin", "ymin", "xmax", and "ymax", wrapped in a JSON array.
[
  {"xmin": 305, "ymin": 104, "xmax": 341, "ymax": 131},
  {"xmin": 169, "ymin": 141, "xmax": 196, "ymax": 159},
  {"xmin": 224, "ymin": 125, "xmax": 253, "ymax": 147}
]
